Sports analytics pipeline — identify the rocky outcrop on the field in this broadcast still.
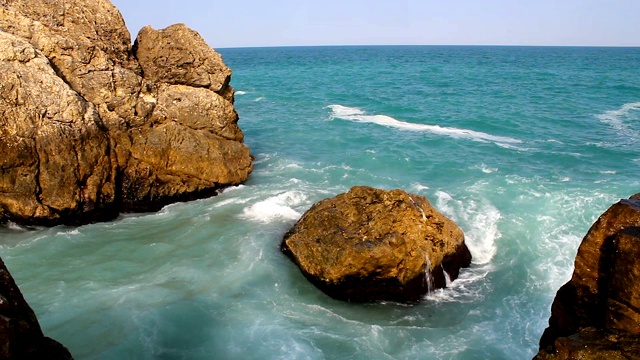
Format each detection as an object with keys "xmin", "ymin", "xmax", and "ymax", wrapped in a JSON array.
[
  {"xmin": 281, "ymin": 186, "xmax": 472, "ymax": 303},
  {"xmin": 535, "ymin": 193, "xmax": 640, "ymax": 359},
  {"xmin": 0, "ymin": 257, "xmax": 73, "ymax": 359},
  {"xmin": 0, "ymin": 0, "xmax": 252, "ymax": 225}
]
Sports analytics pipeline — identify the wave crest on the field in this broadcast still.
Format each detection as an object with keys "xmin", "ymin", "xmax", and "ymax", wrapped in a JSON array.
[
  {"xmin": 240, "ymin": 191, "xmax": 306, "ymax": 223},
  {"xmin": 596, "ymin": 101, "xmax": 640, "ymax": 138},
  {"xmin": 327, "ymin": 104, "xmax": 523, "ymax": 146}
]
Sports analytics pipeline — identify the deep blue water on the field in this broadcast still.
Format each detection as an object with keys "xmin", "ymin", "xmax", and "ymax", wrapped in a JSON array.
[{"xmin": 1, "ymin": 46, "xmax": 639, "ymax": 359}]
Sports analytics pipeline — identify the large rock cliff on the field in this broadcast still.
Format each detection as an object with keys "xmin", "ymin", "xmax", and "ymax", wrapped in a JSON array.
[
  {"xmin": 0, "ymin": 0, "xmax": 252, "ymax": 225},
  {"xmin": 281, "ymin": 186, "xmax": 472, "ymax": 303},
  {"xmin": 535, "ymin": 194, "xmax": 640, "ymax": 359}
]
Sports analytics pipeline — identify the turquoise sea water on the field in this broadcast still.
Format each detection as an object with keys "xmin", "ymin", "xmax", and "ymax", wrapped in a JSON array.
[{"xmin": 1, "ymin": 46, "xmax": 640, "ymax": 359}]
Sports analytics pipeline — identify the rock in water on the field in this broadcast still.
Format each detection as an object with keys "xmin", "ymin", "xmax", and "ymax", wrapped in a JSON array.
[
  {"xmin": 281, "ymin": 186, "xmax": 472, "ymax": 303},
  {"xmin": 0, "ymin": 257, "xmax": 73, "ymax": 359},
  {"xmin": 0, "ymin": 0, "xmax": 252, "ymax": 225},
  {"xmin": 535, "ymin": 193, "xmax": 640, "ymax": 359}
]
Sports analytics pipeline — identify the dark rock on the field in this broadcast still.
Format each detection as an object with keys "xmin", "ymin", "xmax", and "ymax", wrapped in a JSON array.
[
  {"xmin": 0, "ymin": 257, "xmax": 73, "ymax": 359},
  {"xmin": 534, "ymin": 328, "xmax": 640, "ymax": 360},
  {"xmin": 536, "ymin": 193, "xmax": 640, "ymax": 359},
  {"xmin": 281, "ymin": 186, "xmax": 472, "ymax": 303}
]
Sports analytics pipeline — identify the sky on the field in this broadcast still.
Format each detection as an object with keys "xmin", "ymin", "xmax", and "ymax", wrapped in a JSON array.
[{"xmin": 110, "ymin": 0, "xmax": 640, "ymax": 48}]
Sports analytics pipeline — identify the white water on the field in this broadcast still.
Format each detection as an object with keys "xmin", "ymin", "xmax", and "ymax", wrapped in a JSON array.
[{"xmin": 327, "ymin": 104, "xmax": 523, "ymax": 147}]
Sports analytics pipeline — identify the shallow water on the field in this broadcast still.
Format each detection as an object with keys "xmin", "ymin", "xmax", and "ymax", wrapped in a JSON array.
[{"xmin": 1, "ymin": 46, "xmax": 639, "ymax": 359}]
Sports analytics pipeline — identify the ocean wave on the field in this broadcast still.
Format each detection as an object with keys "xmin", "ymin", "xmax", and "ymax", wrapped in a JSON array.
[
  {"xmin": 234, "ymin": 90, "xmax": 247, "ymax": 95},
  {"xmin": 426, "ymin": 264, "xmax": 493, "ymax": 303},
  {"xmin": 596, "ymin": 101, "xmax": 640, "ymax": 133},
  {"xmin": 5, "ymin": 221, "xmax": 27, "ymax": 232},
  {"xmin": 240, "ymin": 191, "xmax": 306, "ymax": 223},
  {"xmin": 473, "ymin": 163, "xmax": 498, "ymax": 174},
  {"xmin": 434, "ymin": 190, "xmax": 499, "ymax": 265},
  {"xmin": 327, "ymin": 104, "xmax": 523, "ymax": 146}
]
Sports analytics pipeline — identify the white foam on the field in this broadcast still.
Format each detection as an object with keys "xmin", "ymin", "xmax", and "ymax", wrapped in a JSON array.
[
  {"xmin": 219, "ymin": 184, "xmax": 246, "ymax": 194},
  {"xmin": 474, "ymin": 164, "xmax": 498, "ymax": 174},
  {"xmin": 426, "ymin": 264, "xmax": 493, "ymax": 303},
  {"xmin": 6, "ymin": 221, "xmax": 26, "ymax": 231},
  {"xmin": 55, "ymin": 228, "xmax": 80, "ymax": 236},
  {"xmin": 411, "ymin": 182, "xmax": 430, "ymax": 192},
  {"xmin": 234, "ymin": 90, "xmax": 247, "ymax": 95},
  {"xmin": 596, "ymin": 101, "xmax": 640, "ymax": 133},
  {"xmin": 254, "ymin": 97, "xmax": 265, "ymax": 102},
  {"xmin": 240, "ymin": 191, "xmax": 306, "ymax": 223},
  {"xmin": 327, "ymin": 104, "xmax": 523, "ymax": 146},
  {"xmin": 434, "ymin": 191, "xmax": 499, "ymax": 265},
  {"xmin": 213, "ymin": 196, "xmax": 254, "ymax": 208}
]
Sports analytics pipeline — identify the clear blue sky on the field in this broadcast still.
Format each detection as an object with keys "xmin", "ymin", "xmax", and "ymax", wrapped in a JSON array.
[{"xmin": 110, "ymin": 0, "xmax": 639, "ymax": 48}]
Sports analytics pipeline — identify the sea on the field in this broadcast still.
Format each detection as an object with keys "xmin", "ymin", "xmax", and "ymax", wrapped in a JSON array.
[{"xmin": 1, "ymin": 46, "xmax": 639, "ymax": 359}]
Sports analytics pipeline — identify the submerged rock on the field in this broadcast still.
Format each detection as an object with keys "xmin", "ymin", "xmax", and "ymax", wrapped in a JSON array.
[
  {"xmin": 535, "ymin": 193, "xmax": 640, "ymax": 359},
  {"xmin": 281, "ymin": 186, "xmax": 472, "ymax": 303},
  {"xmin": 0, "ymin": 257, "xmax": 73, "ymax": 359},
  {"xmin": 0, "ymin": 0, "xmax": 252, "ymax": 225}
]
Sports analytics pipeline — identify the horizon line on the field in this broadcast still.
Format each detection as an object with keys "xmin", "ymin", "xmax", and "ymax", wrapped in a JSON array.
[{"xmin": 216, "ymin": 43, "xmax": 640, "ymax": 50}]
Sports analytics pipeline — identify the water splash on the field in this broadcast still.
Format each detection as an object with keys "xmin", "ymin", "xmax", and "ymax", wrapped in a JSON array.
[
  {"xmin": 442, "ymin": 265, "xmax": 452, "ymax": 287},
  {"xmin": 424, "ymin": 255, "xmax": 434, "ymax": 293}
]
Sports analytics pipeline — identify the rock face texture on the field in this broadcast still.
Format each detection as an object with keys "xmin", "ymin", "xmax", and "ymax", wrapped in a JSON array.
[
  {"xmin": 0, "ymin": 257, "xmax": 73, "ymax": 359},
  {"xmin": 281, "ymin": 186, "xmax": 472, "ymax": 303},
  {"xmin": 0, "ymin": 0, "xmax": 252, "ymax": 225},
  {"xmin": 535, "ymin": 193, "xmax": 640, "ymax": 359}
]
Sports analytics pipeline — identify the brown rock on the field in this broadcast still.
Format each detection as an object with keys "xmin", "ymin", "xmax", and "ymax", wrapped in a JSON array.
[
  {"xmin": 0, "ymin": 31, "xmax": 116, "ymax": 225},
  {"xmin": 123, "ymin": 121, "xmax": 252, "ymax": 211},
  {"xmin": 536, "ymin": 194, "xmax": 640, "ymax": 358},
  {"xmin": 0, "ymin": 0, "xmax": 252, "ymax": 225},
  {"xmin": 533, "ymin": 328, "xmax": 640, "ymax": 360},
  {"xmin": 606, "ymin": 226, "xmax": 640, "ymax": 333},
  {"xmin": 150, "ymin": 84, "xmax": 243, "ymax": 142},
  {"xmin": 0, "ymin": 0, "xmax": 143, "ymax": 126},
  {"xmin": 0, "ymin": 257, "xmax": 73, "ymax": 359},
  {"xmin": 133, "ymin": 24, "xmax": 233, "ymax": 100},
  {"xmin": 281, "ymin": 186, "xmax": 472, "ymax": 303}
]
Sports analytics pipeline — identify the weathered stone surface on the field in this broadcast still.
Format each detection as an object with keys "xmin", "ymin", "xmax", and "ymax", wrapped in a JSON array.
[
  {"xmin": 0, "ymin": 31, "xmax": 116, "ymax": 225},
  {"xmin": 534, "ymin": 328, "xmax": 640, "ymax": 360},
  {"xmin": 536, "ymin": 194, "xmax": 640, "ymax": 359},
  {"xmin": 281, "ymin": 186, "xmax": 472, "ymax": 303},
  {"xmin": 0, "ymin": 0, "xmax": 252, "ymax": 225},
  {"xmin": 123, "ymin": 121, "xmax": 251, "ymax": 211},
  {"xmin": 0, "ymin": 0, "xmax": 143, "ymax": 125},
  {"xmin": 133, "ymin": 24, "xmax": 234, "ymax": 101},
  {"xmin": 0, "ymin": 257, "xmax": 73, "ymax": 359}
]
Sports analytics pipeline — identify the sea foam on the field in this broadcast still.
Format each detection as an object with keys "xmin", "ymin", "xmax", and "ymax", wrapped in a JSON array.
[
  {"xmin": 596, "ymin": 101, "xmax": 640, "ymax": 134},
  {"xmin": 434, "ymin": 190, "xmax": 499, "ymax": 265},
  {"xmin": 327, "ymin": 105, "xmax": 523, "ymax": 146},
  {"xmin": 240, "ymin": 191, "xmax": 306, "ymax": 223}
]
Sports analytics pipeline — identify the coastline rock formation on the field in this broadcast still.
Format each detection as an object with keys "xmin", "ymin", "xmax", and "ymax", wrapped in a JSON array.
[
  {"xmin": 0, "ymin": 257, "xmax": 72, "ymax": 359},
  {"xmin": 535, "ymin": 194, "xmax": 640, "ymax": 359},
  {"xmin": 281, "ymin": 186, "xmax": 472, "ymax": 303},
  {"xmin": 0, "ymin": 0, "xmax": 252, "ymax": 225}
]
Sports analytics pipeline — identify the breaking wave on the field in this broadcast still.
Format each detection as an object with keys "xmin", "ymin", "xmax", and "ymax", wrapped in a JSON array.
[{"xmin": 327, "ymin": 105, "xmax": 523, "ymax": 147}]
